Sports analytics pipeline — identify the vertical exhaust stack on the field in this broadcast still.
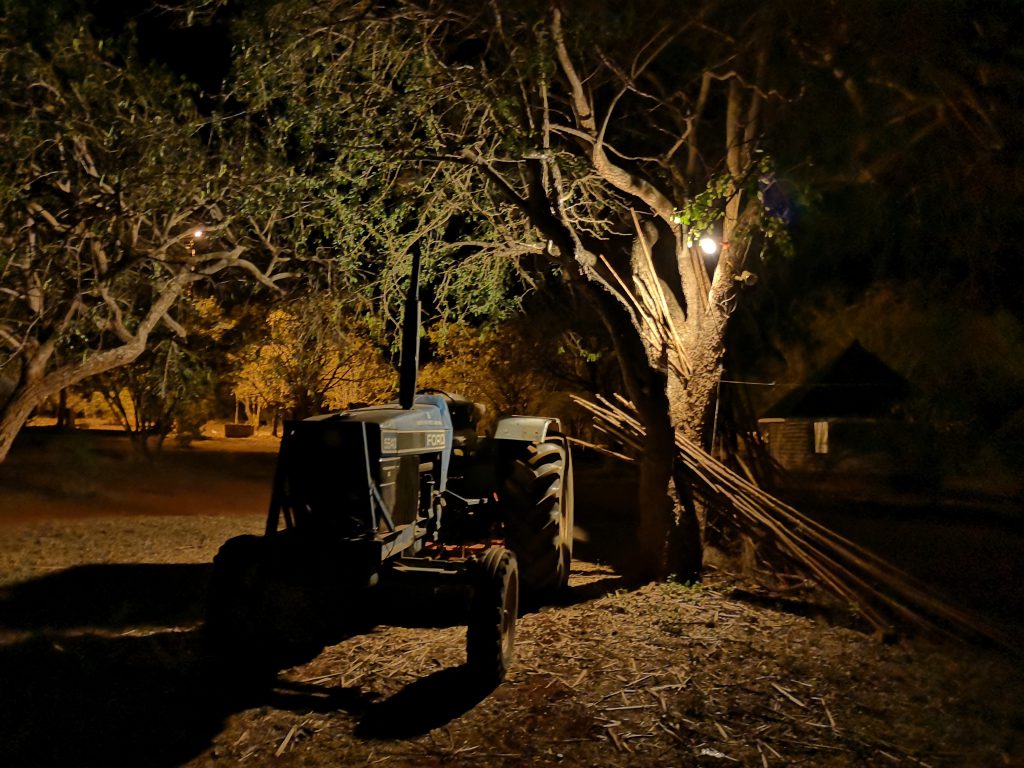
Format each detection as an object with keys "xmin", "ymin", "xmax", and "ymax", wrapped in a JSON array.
[{"xmin": 398, "ymin": 250, "xmax": 421, "ymax": 410}]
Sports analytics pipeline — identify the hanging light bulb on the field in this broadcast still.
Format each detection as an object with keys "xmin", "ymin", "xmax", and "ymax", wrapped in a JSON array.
[{"xmin": 699, "ymin": 236, "xmax": 719, "ymax": 256}]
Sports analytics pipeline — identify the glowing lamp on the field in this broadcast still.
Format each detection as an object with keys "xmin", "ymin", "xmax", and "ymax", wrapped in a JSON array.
[{"xmin": 699, "ymin": 236, "xmax": 719, "ymax": 256}]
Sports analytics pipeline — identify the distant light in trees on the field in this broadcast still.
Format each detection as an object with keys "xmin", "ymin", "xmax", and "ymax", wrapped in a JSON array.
[{"xmin": 189, "ymin": 228, "xmax": 204, "ymax": 258}]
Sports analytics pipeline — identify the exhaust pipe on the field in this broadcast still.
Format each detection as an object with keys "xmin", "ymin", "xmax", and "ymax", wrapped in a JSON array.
[{"xmin": 398, "ymin": 250, "xmax": 421, "ymax": 410}]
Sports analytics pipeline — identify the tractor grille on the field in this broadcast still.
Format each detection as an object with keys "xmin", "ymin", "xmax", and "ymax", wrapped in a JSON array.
[{"xmin": 277, "ymin": 420, "xmax": 377, "ymax": 532}]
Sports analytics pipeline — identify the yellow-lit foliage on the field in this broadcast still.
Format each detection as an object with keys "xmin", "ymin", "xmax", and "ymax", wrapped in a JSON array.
[
  {"xmin": 233, "ymin": 299, "xmax": 394, "ymax": 421},
  {"xmin": 419, "ymin": 319, "xmax": 610, "ymax": 435}
]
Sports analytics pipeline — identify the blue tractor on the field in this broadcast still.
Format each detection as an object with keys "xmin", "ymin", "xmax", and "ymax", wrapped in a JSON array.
[{"xmin": 206, "ymin": 253, "xmax": 573, "ymax": 685}]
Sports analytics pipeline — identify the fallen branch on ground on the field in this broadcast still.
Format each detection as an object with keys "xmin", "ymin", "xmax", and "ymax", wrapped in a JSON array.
[{"xmin": 572, "ymin": 394, "xmax": 1013, "ymax": 650}]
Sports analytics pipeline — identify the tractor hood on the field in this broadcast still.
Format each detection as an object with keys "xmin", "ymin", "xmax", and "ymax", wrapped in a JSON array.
[{"xmin": 304, "ymin": 394, "xmax": 454, "ymax": 489}]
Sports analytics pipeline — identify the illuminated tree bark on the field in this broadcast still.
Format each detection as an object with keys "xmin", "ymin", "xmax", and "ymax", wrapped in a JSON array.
[{"xmin": 460, "ymin": 6, "xmax": 776, "ymax": 579}]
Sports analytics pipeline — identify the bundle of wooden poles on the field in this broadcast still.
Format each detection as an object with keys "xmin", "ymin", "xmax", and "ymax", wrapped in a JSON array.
[{"xmin": 572, "ymin": 393, "xmax": 1011, "ymax": 649}]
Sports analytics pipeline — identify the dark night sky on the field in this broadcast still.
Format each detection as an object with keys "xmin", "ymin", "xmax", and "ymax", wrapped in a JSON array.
[{"xmin": 89, "ymin": 0, "xmax": 233, "ymax": 95}]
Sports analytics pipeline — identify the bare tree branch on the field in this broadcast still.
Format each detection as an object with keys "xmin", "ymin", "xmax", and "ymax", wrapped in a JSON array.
[{"xmin": 550, "ymin": 7, "xmax": 677, "ymax": 225}]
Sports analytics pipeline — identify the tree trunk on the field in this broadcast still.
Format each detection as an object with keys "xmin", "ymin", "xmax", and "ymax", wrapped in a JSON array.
[
  {"xmin": 0, "ymin": 386, "xmax": 44, "ymax": 462},
  {"xmin": 128, "ymin": 431, "xmax": 151, "ymax": 459},
  {"xmin": 0, "ymin": 280, "xmax": 185, "ymax": 463},
  {"xmin": 151, "ymin": 431, "xmax": 168, "ymax": 454},
  {"xmin": 669, "ymin": 460, "xmax": 704, "ymax": 583},
  {"xmin": 56, "ymin": 388, "xmax": 72, "ymax": 431},
  {"xmin": 579, "ymin": 279, "xmax": 702, "ymax": 581},
  {"xmin": 630, "ymin": 377, "xmax": 676, "ymax": 581},
  {"xmin": 249, "ymin": 401, "xmax": 263, "ymax": 429}
]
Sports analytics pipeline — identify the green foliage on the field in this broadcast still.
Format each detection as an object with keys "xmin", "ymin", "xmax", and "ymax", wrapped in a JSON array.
[
  {"xmin": 0, "ymin": 3, "xmax": 310, "ymax": 462},
  {"xmin": 84, "ymin": 296, "xmax": 233, "ymax": 446},
  {"xmin": 677, "ymin": 160, "xmax": 795, "ymax": 262},
  {"xmin": 224, "ymin": 1, "xmax": 537, "ymax": 336},
  {"xmin": 676, "ymin": 174, "xmax": 735, "ymax": 234},
  {"xmin": 88, "ymin": 338, "xmax": 213, "ymax": 447},
  {"xmin": 760, "ymin": 215, "xmax": 795, "ymax": 262},
  {"xmin": 0, "ymin": 14, "xmax": 237, "ymax": 377}
]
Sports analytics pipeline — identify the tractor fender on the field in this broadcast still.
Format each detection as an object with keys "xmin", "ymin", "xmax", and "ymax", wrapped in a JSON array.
[{"xmin": 493, "ymin": 416, "xmax": 560, "ymax": 444}]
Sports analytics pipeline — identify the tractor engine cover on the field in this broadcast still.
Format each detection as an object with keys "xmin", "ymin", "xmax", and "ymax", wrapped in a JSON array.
[{"xmin": 269, "ymin": 397, "xmax": 453, "ymax": 539}]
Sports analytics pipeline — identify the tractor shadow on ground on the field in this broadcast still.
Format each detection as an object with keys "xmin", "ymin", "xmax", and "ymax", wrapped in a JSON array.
[
  {"xmin": 0, "ymin": 626, "xmax": 277, "ymax": 768},
  {"xmin": 0, "ymin": 563, "xmax": 248, "ymax": 767},
  {"xmin": 556, "ymin": 571, "xmax": 631, "ymax": 607},
  {"xmin": 262, "ymin": 663, "xmax": 494, "ymax": 740},
  {"xmin": 0, "ymin": 562, "xmax": 212, "ymax": 629},
  {"xmin": 0, "ymin": 563, "xmax": 343, "ymax": 767},
  {"xmin": 0, "ymin": 563, "xmax": 503, "ymax": 766},
  {"xmin": 354, "ymin": 665, "xmax": 491, "ymax": 739}
]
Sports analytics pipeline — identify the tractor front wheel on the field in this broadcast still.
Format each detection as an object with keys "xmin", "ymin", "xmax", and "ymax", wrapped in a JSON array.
[
  {"xmin": 206, "ymin": 534, "xmax": 266, "ymax": 654},
  {"xmin": 207, "ymin": 533, "xmax": 326, "ymax": 670},
  {"xmin": 466, "ymin": 547, "xmax": 518, "ymax": 687}
]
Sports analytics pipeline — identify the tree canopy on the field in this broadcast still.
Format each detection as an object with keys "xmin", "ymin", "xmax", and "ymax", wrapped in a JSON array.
[
  {"xmin": 0, "ymin": 6, "xmax": 301, "ymax": 459},
  {"xmin": 2, "ymin": 0, "xmax": 1021, "ymax": 578}
]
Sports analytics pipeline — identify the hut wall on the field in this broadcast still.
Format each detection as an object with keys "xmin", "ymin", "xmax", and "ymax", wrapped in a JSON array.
[{"xmin": 760, "ymin": 418, "xmax": 923, "ymax": 477}]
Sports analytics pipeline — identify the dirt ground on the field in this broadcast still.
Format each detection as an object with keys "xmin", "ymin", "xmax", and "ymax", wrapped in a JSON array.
[{"xmin": 0, "ymin": 428, "xmax": 1022, "ymax": 767}]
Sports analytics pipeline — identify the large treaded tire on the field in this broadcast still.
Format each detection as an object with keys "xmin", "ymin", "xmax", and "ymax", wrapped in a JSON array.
[
  {"xmin": 206, "ymin": 533, "xmax": 327, "ymax": 670},
  {"xmin": 466, "ymin": 547, "xmax": 518, "ymax": 687},
  {"xmin": 501, "ymin": 435, "xmax": 573, "ymax": 599}
]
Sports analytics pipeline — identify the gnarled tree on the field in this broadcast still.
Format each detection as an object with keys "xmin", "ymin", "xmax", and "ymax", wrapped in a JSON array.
[
  {"xmin": 0, "ymin": 17, "xmax": 292, "ymax": 461},
  {"xmin": 453, "ymin": 4, "xmax": 789, "ymax": 579}
]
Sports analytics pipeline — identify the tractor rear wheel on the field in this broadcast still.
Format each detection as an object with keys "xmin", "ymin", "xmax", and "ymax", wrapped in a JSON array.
[
  {"xmin": 501, "ymin": 435, "xmax": 573, "ymax": 599},
  {"xmin": 466, "ymin": 547, "xmax": 518, "ymax": 687}
]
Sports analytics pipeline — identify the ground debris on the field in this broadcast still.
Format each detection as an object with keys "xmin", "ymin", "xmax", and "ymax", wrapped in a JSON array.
[{"xmin": 0, "ymin": 517, "xmax": 1022, "ymax": 768}]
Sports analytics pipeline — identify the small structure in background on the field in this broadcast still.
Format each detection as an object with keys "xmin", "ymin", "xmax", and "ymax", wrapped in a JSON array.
[
  {"xmin": 224, "ymin": 422, "xmax": 254, "ymax": 438},
  {"xmin": 757, "ymin": 342, "xmax": 932, "ymax": 491},
  {"xmin": 225, "ymin": 392, "xmax": 255, "ymax": 438}
]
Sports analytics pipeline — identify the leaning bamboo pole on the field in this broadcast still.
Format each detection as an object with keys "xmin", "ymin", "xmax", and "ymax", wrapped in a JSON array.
[{"xmin": 571, "ymin": 394, "xmax": 1013, "ymax": 649}]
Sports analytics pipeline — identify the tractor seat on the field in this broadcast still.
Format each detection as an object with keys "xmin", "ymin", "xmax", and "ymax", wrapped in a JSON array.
[{"xmin": 446, "ymin": 394, "xmax": 485, "ymax": 449}]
